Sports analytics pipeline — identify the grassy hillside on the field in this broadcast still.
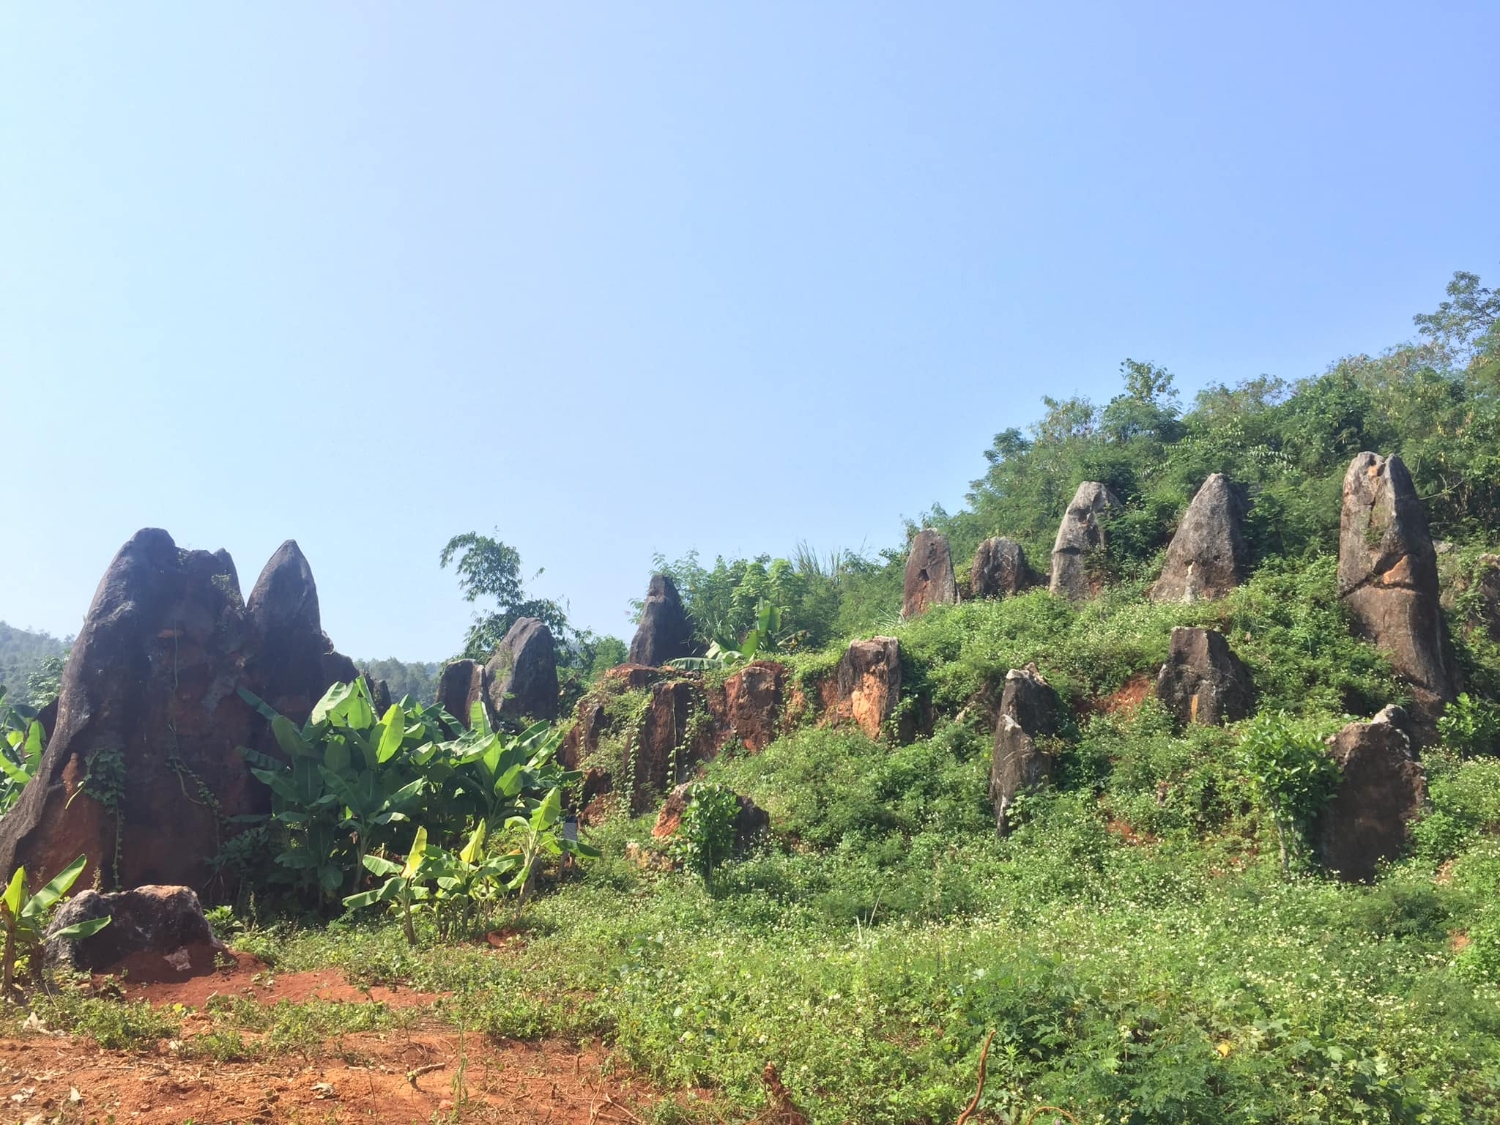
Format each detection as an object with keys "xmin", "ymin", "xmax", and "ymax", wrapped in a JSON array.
[{"xmin": 38, "ymin": 271, "xmax": 1500, "ymax": 1122}]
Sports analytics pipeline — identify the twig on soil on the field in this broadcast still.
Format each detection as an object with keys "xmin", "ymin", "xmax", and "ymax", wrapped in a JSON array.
[
  {"xmin": 955, "ymin": 1030, "xmax": 995, "ymax": 1125},
  {"xmin": 406, "ymin": 1060, "xmax": 447, "ymax": 1086}
]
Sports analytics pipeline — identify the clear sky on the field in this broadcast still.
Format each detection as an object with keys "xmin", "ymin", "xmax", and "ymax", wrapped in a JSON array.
[{"xmin": 2, "ymin": 3, "xmax": 1497, "ymax": 659}]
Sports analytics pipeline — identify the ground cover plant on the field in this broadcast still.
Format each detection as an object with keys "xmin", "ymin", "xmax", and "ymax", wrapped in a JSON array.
[{"xmin": 8, "ymin": 270, "xmax": 1500, "ymax": 1123}]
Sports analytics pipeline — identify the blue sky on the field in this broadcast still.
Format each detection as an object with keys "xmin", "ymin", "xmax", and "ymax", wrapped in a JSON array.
[{"xmin": 2, "ymin": 3, "xmax": 1497, "ymax": 659}]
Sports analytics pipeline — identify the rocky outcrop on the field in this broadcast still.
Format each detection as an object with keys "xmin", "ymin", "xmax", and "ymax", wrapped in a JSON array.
[
  {"xmin": 627, "ymin": 680, "xmax": 717, "ymax": 813},
  {"xmin": 628, "ymin": 575, "xmax": 694, "ymax": 667},
  {"xmin": 716, "ymin": 662, "xmax": 785, "ymax": 752},
  {"xmin": 1049, "ymin": 482, "xmax": 1120, "ymax": 601},
  {"xmin": 971, "ymin": 537, "xmax": 1037, "ymax": 599},
  {"xmin": 825, "ymin": 637, "xmax": 902, "ymax": 740},
  {"xmin": 434, "ymin": 659, "xmax": 491, "ymax": 731},
  {"xmin": 990, "ymin": 666, "xmax": 1060, "ymax": 834},
  {"xmin": 244, "ymin": 541, "xmax": 337, "ymax": 726},
  {"xmin": 1155, "ymin": 627, "xmax": 1253, "ymax": 726},
  {"xmin": 1338, "ymin": 453, "xmax": 1457, "ymax": 711},
  {"xmin": 902, "ymin": 529, "xmax": 958, "ymax": 618},
  {"xmin": 1314, "ymin": 707, "xmax": 1426, "ymax": 882},
  {"xmin": 46, "ymin": 884, "xmax": 227, "ymax": 978},
  {"xmin": 0, "ymin": 532, "xmax": 257, "ymax": 895},
  {"xmin": 651, "ymin": 782, "xmax": 769, "ymax": 850},
  {"xmin": 485, "ymin": 617, "xmax": 559, "ymax": 721},
  {"xmin": 1151, "ymin": 474, "xmax": 1249, "ymax": 603},
  {"xmin": 560, "ymin": 698, "xmax": 607, "ymax": 770}
]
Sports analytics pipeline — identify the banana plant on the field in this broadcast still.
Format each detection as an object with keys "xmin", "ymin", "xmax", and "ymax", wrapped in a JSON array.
[
  {"xmin": 502, "ymin": 787, "xmax": 599, "ymax": 917},
  {"xmin": 424, "ymin": 820, "xmax": 520, "ymax": 938},
  {"xmin": 668, "ymin": 599, "xmax": 788, "ymax": 671},
  {"xmin": 1, "ymin": 855, "xmax": 111, "ymax": 994},
  {"xmin": 342, "ymin": 827, "xmax": 437, "ymax": 946},
  {"xmin": 0, "ymin": 696, "xmax": 43, "ymax": 815}
]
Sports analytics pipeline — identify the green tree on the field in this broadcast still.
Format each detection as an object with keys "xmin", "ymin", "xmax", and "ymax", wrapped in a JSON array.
[{"xmin": 440, "ymin": 531, "xmax": 568, "ymax": 660}]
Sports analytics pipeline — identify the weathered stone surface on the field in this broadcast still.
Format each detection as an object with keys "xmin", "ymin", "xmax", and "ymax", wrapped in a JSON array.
[
  {"xmin": 560, "ymin": 698, "xmax": 607, "ymax": 771},
  {"xmin": 971, "ymin": 537, "xmax": 1037, "ymax": 599},
  {"xmin": 1151, "ymin": 474, "xmax": 1249, "ymax": 603},
  {"xmin": 716, "ymin": 662, "xmax": 785, "ymax": 752},
  {"xmin": 1050, "ymin": 482, "xmax": 1120, "ymax": 601},
  {"xmin": 0, "ymin": 530, "xmax": 360, "ymax": 902},
  {"xmin": 990, "ymin": 665, "xmax": 1060, "ymax": 835},
  {"xmin": 825, "ymin": 637, "xmax": 902, "ymax": 740},
  {"xmin": 434, "ymin": 659, "xmax": 491, "ymax": 731},
  {"xmin": 485, "ymin": 617, "xmax": 559, "ymax": 721},
  {"xmin": 622, "ymin": 679, "xmax": 718, "ymax": 813},
  {"xmin": 902, "ymin": 529, "xmax": 958, "ymax": 619},
  {"xmin": 628, "ymin": 575, "xmax": 694, "ymax": 667},
  {"xmin": 245, "ymin": 541, "xmax": 333, "ymax": 725},
  {"xmin": 1155, "ymin": 627, "xmax": 1254, "ymax": 726},
  {"xmin": 651, "ymin": 782, "xmax": 769, "ymax": 850},
  {"xmin": 1338, "ymin": 453, "xmax": 1457, "ymax": 710},
  {"xmin": 1314, "ymin": 706, "xmax": 1426, "ymax": 882},
  {"xmin": 0, "ymin": 530, "xmax": 266, "ymax": 895},
  {"xmin": 45, "ymin": 884, "xmax": 227, "ymax": 978}
]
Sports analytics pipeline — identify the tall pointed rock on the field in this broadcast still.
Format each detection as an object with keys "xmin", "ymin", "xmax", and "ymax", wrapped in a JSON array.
[
  {"xmin": 902, "ymin": 529, "xmax": 958, "ymax": 619},
  {"xmin": 1151, "ymin": 473, "xmax": 1249, "ymax": 602},
  {"xmin": 1049, "ymin": 482, "xmax": 1120, "ymax": 601}
]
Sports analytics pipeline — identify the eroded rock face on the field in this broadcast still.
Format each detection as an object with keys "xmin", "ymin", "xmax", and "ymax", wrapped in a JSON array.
[
  {"xmin": 1314, "ymin": 706, "xmax": 1426, "ymax": 882},
  {"xmin": 628, "ymin": 575, "xmax": 694, "ymax": 667},
  {"xmin": 45, "ymin": 884, "xmax": 227, "ymax": 978},
  {"xmin": 627, "ymin": 680, "xmax": 716, "ymax": 813},
  {"xmin": 485, "ymin": 617, "xmax": 559, "ymax": 721},
  {"xmin": 0, "ymin": 531, "xmax": 261, "ymax": 894},
  {"xmin": 971, "ymin": 537, "xmax": 1037, "ymax": 599},
  {"xmin": 0, "ymin": 530, "xmax": 360, "ymax": 901},
  {"xmin": 718, "ymin": 662, "xmax": 785, "ymax": 752},
  {"xmin": 434, "ymin": 659, "xmax": 491, "ymax": 731},
  {"xmin": 651, "ymin": 782, "xmax": 769, "ymax": 850},
  {"xmin": 560, "ymin": 698, "xmax": 607, "ymax": 771},
  {"xmin": 990, "ymin": 666, "xmax": 1060, "ymax": 835},
  {"xmin": 827, "ymin": 637, "xmax": 902, "ymax": 740},
  {"xmin": 1338, "ymin": 453, "xmax": 1457, "ymax": 711},
  {"xmin": 902, "ymin": 529, "xmax": 958, "ymax": 619},
  {"xmin": 1155, "ymin": 627, "xmax": 1253, "ymax": 726},
  {"xmin": 1151, "ymin": 474, "xmax": 1249, "ymax": 603},
  {"xmin": 1050, "ymin": 482, "xmax": 1120, "ymax": 601}
]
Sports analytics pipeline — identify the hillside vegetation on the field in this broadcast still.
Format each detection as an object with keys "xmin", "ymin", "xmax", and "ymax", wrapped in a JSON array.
[
  {"xmin": 0, "ymin": 622, "xmax": 68, "ymax": 708},
  {"xmin": 31, "ymin": 271, "xmax": 1500, "ymax": 1123}
]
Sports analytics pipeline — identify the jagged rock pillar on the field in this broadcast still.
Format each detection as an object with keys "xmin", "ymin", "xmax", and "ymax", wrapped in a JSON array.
[
  {"xmin": 990, "ymin": 665, "xmax": 1061, "ymax": 835},
  {"xmin": 1151, "ymin": 473, "xmax": 1249, "ymax": 602},
  {"xmin": 971, "ymin": 537, "xmax": 1037, "ymax": 599},
  {"xmin": 902, "ymin": 529, "xmax": 958, "ymax": 618},
  {"xmin": 1050, "ymin": 482, "xmax": 1120, "ymax": 601}
]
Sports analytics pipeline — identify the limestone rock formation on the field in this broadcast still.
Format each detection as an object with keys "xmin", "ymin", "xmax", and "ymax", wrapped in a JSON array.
[
  {"xmin": 0, "ymin": 531, "xmax": 263, "ymax": 894},
  {"xmin": 717, "ymin": 661, "xmax": 785, "ymax": 752},
  {"xmin": 971, "ymin": 537, "xmax": 1037, "ymax": 599},
  {"xmin": 1337, "ymin": 453, "xmax": 1457, "ymax": 709},
  {"xmin": 485, "ymin": 617, "xmax": 559, "ymax": 721},
  {"xmin": 1314, "ymin": 706, "xmax": 1426, "ymax": 882},
  {"xmin": 990, "ymin": 665, "xmax": 1061, "ymax": 835},
  {"xmin": 902, "ymin": 529, "xmax": 958, "ymax": 618},
  {"xmin": 1151, "ymin": 473, "xmax": 1249, "ymax": 603},
  {"xmin": 627, "ymin": 680, "xmax": 717, "ymax": 812},
  {"xmin": 1155, "ymin": 627, "xmax": 1253, "ymax": 726},
  {"xmin": 628, "ymin": 575, "xmax": 695, "ymax": 667},
  {"xmin": 652, "ymin": 782, "xmax": 769, "ymax": 851},
  {"xmin": 1049, "ymin": 482, "xmax": 1120, "ymax": 601},
  {"xmin": 46, "ymin": 884, "xmax": 228, "ymax": 978},
  {"xmin": 434, "ymin": 659, "xmax": 491, "ymax": 731},
  {"xmin": 827, "ymin": 637, "xmax": 902, "ymax": 740}
]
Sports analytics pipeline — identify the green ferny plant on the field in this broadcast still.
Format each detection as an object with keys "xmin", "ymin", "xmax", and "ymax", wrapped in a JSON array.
[
  {"xmin": 1, "ymin": 856, "xmax": 111, "ymax": 994},
  {"xmin": 1237, "ymin": 711, "xmax": 1341, "ymax": 877}
]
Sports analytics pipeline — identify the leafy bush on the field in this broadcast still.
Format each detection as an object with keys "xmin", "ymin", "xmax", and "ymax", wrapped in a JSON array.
[{"xmin": 1236, "ymin": 711, "xmax": 1340, "ymax": 876}]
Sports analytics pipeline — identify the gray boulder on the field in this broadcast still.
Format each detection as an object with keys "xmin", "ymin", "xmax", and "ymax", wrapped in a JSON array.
[
  {"xmin": 1337, "ymin": 453, "xmax": 1457, "ymax": 711},
  {"xmin": 628, "ymin": 575, "xmax": 695, "ymax": 667},
  {"xmin": 486, "ymin": 617, "xmax": 559, "ymax": 721},
  {"xmin": 1049, "ymin": 482, "xmax": 1120, "ymax": 601},
  {"xmin": 902, "ymin": 529, "xmax": 958, "ymax": 619},
  {"xmin": 1151, "ymin": 473, "xmax": 1249, "ymax": 602},
  {"xmin": 971, "ymin": 537, "xmax": 1037, "ymax": 599},
  {"xmin": 990, "ymin": 666, "xmax": 1061, "ymax": 834},
  {"xmin": 1314, "ymin": 706, "xmax": 1426, "ymax": 882},
  {"xmin": 1155, "ymin": 627, "xmax": 1253, "ymax": 726},
  {"xmin": 46, "ymin": 884, "xmax": 228, "ymax": 978},
  {"xmin": 435, "ymin": 659, "xmax": 491, "ymax": 730}
]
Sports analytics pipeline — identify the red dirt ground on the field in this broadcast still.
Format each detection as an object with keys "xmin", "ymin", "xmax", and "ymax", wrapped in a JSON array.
[{"xmin": 1, "ymin": 954, "xmax": 669, "ymax": 1124}]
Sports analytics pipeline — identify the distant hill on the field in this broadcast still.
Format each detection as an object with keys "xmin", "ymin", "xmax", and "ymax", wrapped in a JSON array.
[
  {"xmin": 357, "ymin": 657, "xmax": 441, "ymax": 704},
  {"xmin": 0, "ymin": 622, "xmax": 70, "ymax": 706}
]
